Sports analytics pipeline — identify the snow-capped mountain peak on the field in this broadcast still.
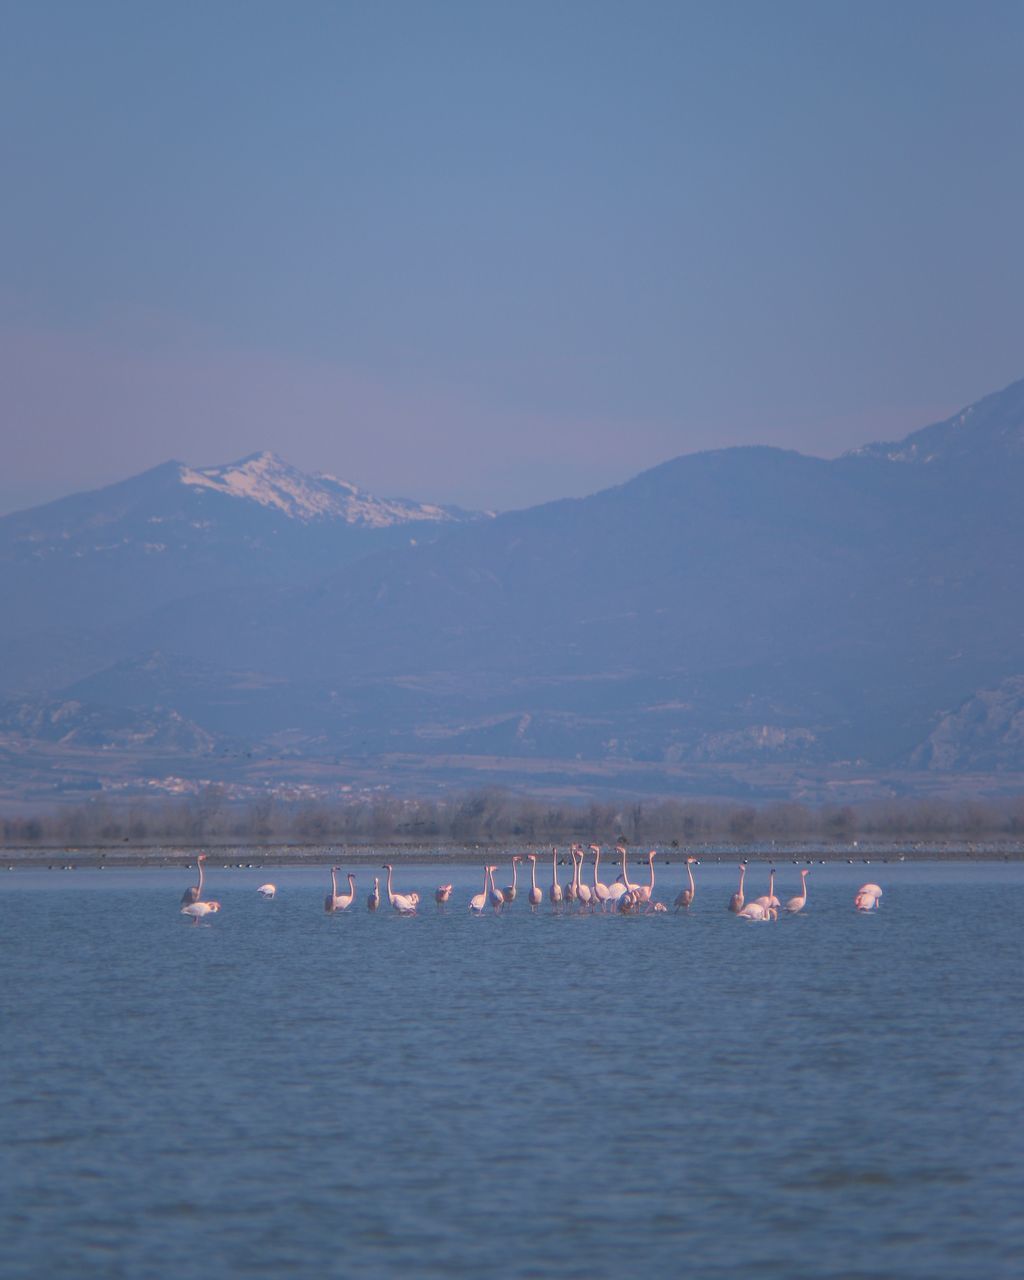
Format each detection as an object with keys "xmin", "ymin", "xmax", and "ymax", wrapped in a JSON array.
[{"xmin": 179, "ymin": 451, "xmax": 477, "ymax": 527}]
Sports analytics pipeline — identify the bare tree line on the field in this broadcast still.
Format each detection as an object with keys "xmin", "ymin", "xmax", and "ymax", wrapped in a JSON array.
[{"xmin": 3, "ymin": 788, "xmax": 1024, "ymax": 847}]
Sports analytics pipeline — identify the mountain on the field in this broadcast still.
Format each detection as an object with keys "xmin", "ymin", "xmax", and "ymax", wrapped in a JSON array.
[
  {"xmin": 3, "ymin": 376, "xmax": 1024, "ymax": 803},
  {"xmin": 0, "ymin": 452, "xmax": 486, "ymax": 691}
]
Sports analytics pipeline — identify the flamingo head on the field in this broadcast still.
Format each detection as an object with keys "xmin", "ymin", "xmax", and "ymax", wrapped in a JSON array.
[
  {"xmin": 527, "ymin": 854, "xmax": 537, "ymax": 863},
  {"xmin": 383, "ymin": 863, "xmax": 392, "ymax": 870},
  {"xmin": 332, "ymin": 865, "xmax": 340, "ymax": 872},
  {"xmin": 207, "ymin": 901, "xmax": 221, "ymax": 913},
  {"xmin": 197, "ymin": 853, "xmax": 207, "ymax": 863}
]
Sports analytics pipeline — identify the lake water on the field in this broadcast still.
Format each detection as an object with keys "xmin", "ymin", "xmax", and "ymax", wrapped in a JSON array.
[{"xmin": 2, "ymin": 859, "xmax": 1022, "ymax": 1278}]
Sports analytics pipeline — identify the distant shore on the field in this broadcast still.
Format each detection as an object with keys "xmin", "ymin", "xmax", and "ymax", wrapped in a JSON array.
[{"xmin": 3, "ymin": 839, "xmax": 1023, "ymax": 868}]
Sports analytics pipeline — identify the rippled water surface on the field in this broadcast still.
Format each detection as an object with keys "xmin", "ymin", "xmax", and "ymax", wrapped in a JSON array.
[{"xmin": 2, "ymin": 860, "xmax": 1022, "ymax": 1278}]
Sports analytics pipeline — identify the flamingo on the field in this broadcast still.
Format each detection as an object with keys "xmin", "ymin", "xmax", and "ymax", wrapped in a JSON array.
[
  {"xmin": 526, "ymin": 854, "xmax": 543, "ymax": 908},
  {"xmin": 674, "ymin": 857, "xmax": 697, "ymax": 911},
  {"xmin": 728, "ymin": 864, "xmax": 747, "ymax": 913},
  {"xmin": 573, "ymin": 847, "xmax": 593, "ymax": 910},
  {"xmin": 181, "ymin": 900, "xmax": 220, "ymax": 924},
  {"xmin": 614, "ymin": 843, "xmax": 637, "ymax": 891},
  {"xmin": 257, "ymin": 883, "xmax": 276, "ymax": 899},
  {"xmin": 487, "ymin": 865, "xmax": 505, "ymax": 913},
  {"xmin": 180, "ymin": 853, "xmax": 207, "ymax": 906},
  {"xmin": 502, "ymin": 856, "xmax": 522, "ymax": 904},
  {"xmin": 368, "ymin": 876, "xmax": 381, "ymax": 911},
  {"xmin": 549, "ymin": 847, "xmax": 563, "ymax": 909},
  {"xmin": 383, "ymin": 864, "xmax": 418, "ymax": 914},
  {"xmin": 325, "ymin": 867, "xmax": 356, "ymax": 912},
  {"xmin": 435, "ymin": 883, "xmax": 454, "ymax": 907},
  {"xmin": 469, "ymin": 866, "xmax": 489, "ymax": 913},
  {"xmin": 563, "ymin": 848, "xmax": 577, "ymax": 905},
  {"xmin": 736, "ymin": 900, "xmax": 767, "ymax": 921},
  {"xmin": 785, "ymin": 868, "xmax": 810, "ymax": 914},
  {"xmin": 855, "ymin": 883, "xmax": 882, "ymax": 911},
  {"xmin": 754, "ymin": 868, "xmax": 778, "ymax": 911},
  {"xmin": 634, "ymin": 850, "xmax": 657, "ymax": 904},
  {"xmin": 589, "ymin": 844, "xmax": 613, "ymax": 909}
]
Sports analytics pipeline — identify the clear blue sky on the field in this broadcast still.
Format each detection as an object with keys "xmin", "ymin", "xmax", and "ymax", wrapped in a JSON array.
[{"xmin": 2, "ymin": 0, "xmax": 1022, "ymax": 514}]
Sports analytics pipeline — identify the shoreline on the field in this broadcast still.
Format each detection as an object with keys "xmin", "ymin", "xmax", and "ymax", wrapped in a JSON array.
[{"xmin": 3, "ymin": 839, "xmax": 1023, "ymax": 869}]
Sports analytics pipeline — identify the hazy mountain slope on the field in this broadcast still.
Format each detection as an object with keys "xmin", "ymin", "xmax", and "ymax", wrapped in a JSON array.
[
  {"xmin": 5, "ymin": 374, "xmax": 1024, "ymax": 784},
  {"xmin": 0, "ymin": 452, "xmax": 484, "ymax": 692}
]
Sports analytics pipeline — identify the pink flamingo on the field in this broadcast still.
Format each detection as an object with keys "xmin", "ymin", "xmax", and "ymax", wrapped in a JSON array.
[
  {"xmin": 383, "ymin": 864, "xmax": 418, "ymax": 914},
  {"xmin": 728, "ymin": 864, "xmax": 747, "ymax": 913},
  {"xmin": 574, "ymin": 847, "xmax": 593, "ymax": 910},
  {"xmin": 549, "ymin": 847, "xmax": 563, "ymax": 909},
  {"xmin": 785, "ymin": 869, "xmax": 810, "ymax": 914},
  {"xmin": 736, "ymin": 900, "xmax": 767, "ymax": 921},
  {"xmin": 526, "ymin": 855, "xmax": 543, "ymax": 908},
  {"xmin": 855, "ymin": 883, "xmax": 882, "ymax": 911},
  {"xmin": 634, "ymin": 851, "xmax": 657, "ymax": 904},
  {"xmin": 674, "ymin": 857, "xmax": 697, "ymax": 911},
  {"xmin": 469, "ymin": 867, "xmax": 489, "ymax": 913},
  {"xmin": 589, "ymin": 844, "xmax": 613, "ymax": 909},
  {"xmin": 754, "ymin": 868, "xmax": 778, "ymax": 911},
  {"xmin": 502, "ymin": 856, "xmax": 522, "ymax": 904},
  {"xmin": 435, "ymin": 883, "xmax": 454, "ymax": 907},
  {"xmin": 367, "ymin": 877, "xmax": 381, "ymax": 911},
  {"xmin": 487, "ymin": 865, "xmax": 505, "ymax": 913},
  {"xmin": 181, "ymin": 900, "xmax": 220, "ymax": 924},
  {"xmin": 181, "ymin": 853, "xmax": 207, "ymax": 906},
  {"xmin": 325, "ymin": 867, "xmax": 356, "ymax": 912}
]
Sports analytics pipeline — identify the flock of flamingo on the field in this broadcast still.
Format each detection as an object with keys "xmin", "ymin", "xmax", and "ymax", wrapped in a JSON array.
[{"xmin": 179, "ymin": 846, "xmax": 884, "ymax": 922}]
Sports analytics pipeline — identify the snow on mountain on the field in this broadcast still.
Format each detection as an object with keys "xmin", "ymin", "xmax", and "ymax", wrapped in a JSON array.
[
  {"xmin": 847, "ymin": 375, "xmax": 1024, "ymax": 464},
  {"xmin": 179, "ymin": 451, "xmax": 479, "ymax": 527}
]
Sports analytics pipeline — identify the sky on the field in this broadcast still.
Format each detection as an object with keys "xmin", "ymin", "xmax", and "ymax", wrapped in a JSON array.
[{"xmin": 2, "ymin": 0, "xmax": 1023, "ymax": 515}]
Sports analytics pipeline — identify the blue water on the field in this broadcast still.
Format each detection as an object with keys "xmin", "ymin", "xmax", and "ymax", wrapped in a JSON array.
[{"xmin": 1, "ymin": 859, "xmax": 1022, "ymax": 1279}]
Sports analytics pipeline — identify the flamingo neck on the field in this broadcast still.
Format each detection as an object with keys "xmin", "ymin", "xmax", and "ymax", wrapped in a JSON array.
[
  {"xmin": 530, "ymin": 861, "xmax": 538, "ymax": 893},
  {"xmin": 687, "ymin": 861, "xmax": 695, "ymax": 895}
]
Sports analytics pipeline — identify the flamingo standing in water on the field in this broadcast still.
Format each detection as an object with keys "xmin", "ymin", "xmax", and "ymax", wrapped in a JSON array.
[
  {"xmin": 469, "ymin": 866, "xmax": 489, "ymax": 913},
  {"xmin": 367, "ymin": 877, "xmax": 381, "ymax": 911},
  {"xmin": 573, "ymin": 847, "xmax": 593, "ymax": 910},
  {"xmin": 855, "ymin": 883, "xmax": 882, "ymax": 911},
  {"xmin": 383, "ymin": 864, "xmax": 419, "ymax": 914},
  {"xmin": 754, "ymin": 868, "xmax": 778, "ymax": 912},
  {"xmin": 728, "ymin": 864, "xmax": 747, "ymax": 913},
  {"xmin": 181, "ymin": 853, "xmax": 207, "ymax": 906},
  {"xmin": 614, "ymin": 844, "xmax": 637, "ymax": 893},
  {"xmin": 549, "ymin": 848, "xmax": 563, "ymax": 910},
  {"xmin": 589, "ymin": 844, "xmax": 613, "ymax": 910},
  {"xmin": 487, "ymin": 865, "xmax": 505, "ymax": 913},
  {"xmin": 736, "ymin": 900, "xmax": 767, "ymax": 921},
  {"xmin": 325, "ymin": 868, "xmax": 356, "ymax": 912},
  {"xmin": 181, "ymin": 900, "xmax": 220, "ymax": 924},
  {"xmin": 257, "ymin": 883, "xmax": 276, "ymax": 899},
  {"xmin": 785, "ymin": 869, "xmax": 810, "ymax": 914},
  {"xmin": 526, "ymin": 854, "xmax": 543, "ymax": 908},
  {"xmin": 502, "ymin": 856, "xmax": 522, "ymax": 904},
  {"xmin": 634, "ymin": 851, "xmax": 657, "ymax": 905},
  {"xmin": 435, "ymin": 883, "xmax": 454, "ymax": 907},
  {"xmin": 674, "ymin": 858, "xmax": 697, "ymax": 911}
]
